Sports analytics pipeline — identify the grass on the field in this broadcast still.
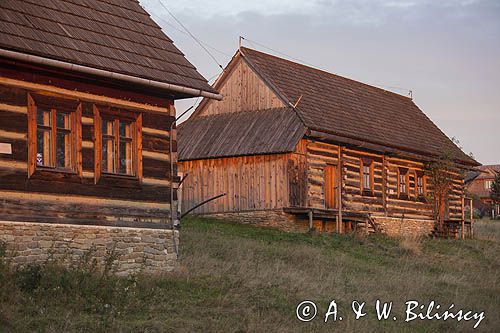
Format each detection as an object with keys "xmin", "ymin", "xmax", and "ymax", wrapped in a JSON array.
[{"xmin": 1, "ymin": 218, "xmax": 499, "ymax": 332}]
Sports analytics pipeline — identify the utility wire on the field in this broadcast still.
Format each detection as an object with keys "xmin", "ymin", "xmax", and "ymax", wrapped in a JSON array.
[
  {"xmin": 150, "ymin": 13, "xmax": 232, "ymax": 58},
  {"xmin": 157, "ymin": 0, "xmax": 226, "ymax": 71},
  {"xmin": 240, "ymin": 36, "xmax": 317, "ymax": 68}
]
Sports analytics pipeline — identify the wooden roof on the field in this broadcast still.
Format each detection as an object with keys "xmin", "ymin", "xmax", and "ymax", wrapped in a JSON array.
[
  {"xmin": 240, "ymin": 47, "xmax": 477, "ymax": 166},
  {"xmin": 474, "ymin": 165, "xmax": 500, "ymax": 180},
  {"xmin": 0, "ymin": 0, "xmax": 217, "ymax": 95},
  {"xmin": 178, "ymin": 107, "xmax": 306, "ymax": 160},
  {"xmin": 179, "ymin": 47, "xmax": 478, "ymax": 166}
]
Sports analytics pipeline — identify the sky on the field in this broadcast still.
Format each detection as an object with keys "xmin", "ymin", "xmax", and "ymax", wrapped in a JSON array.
[{"xmin": 140, "ymin": 0, "xmax": 500, "ymax": 165}]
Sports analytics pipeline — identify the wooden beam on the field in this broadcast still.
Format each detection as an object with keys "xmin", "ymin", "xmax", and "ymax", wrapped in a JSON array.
[
  {"xmin": 143, "ymin": 150, "xmax": 169, "ymax": 162},
  {"xmin": 0, "ymin": 77, "xmax": 170, "ymax": 114},
  {"xmin": 0, "ymin": 190, "xmax": 170, "ymax": 210},
  {"xmin": 0, "ymin": 103, "xmax": 27, "ymax": 114},
  {"xmin": 0, "ymin": 129, "xmax": 26, "ymax": 140}
]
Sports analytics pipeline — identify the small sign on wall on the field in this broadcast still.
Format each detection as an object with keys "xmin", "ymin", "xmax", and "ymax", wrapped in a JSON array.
[{"xmin": 0, "ymin": 143, "xmax": 12, "ymax": 155}]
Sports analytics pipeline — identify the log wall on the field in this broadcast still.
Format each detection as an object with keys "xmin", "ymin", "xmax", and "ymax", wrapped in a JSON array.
[
  {"xmin": 304, "ymin": 139, "xmax": 465, "ymax": 221},
  {"xmin": 0, "ymin": 66, "xmax": 176, "ymax": 225}
]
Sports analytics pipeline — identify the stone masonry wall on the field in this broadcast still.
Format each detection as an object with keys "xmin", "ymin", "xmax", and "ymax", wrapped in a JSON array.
[
  {"xmin": 197, "ymin": 209, "xmax": 310, "ymax": 233},
  {"xmin": 197, "ymin": 210, "xmax": 435, "ymax": 237},
  {"xmin": 0, "ymin": 221, "xmax": 178, "ymax": 276},
  {"xmin": 371, "ymin": 217, "xmax": 435, "ymax": 237}
]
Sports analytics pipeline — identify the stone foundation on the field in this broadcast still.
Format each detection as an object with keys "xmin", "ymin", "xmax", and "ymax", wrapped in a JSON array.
[
  {"xmin": 197, "ymin": 209, "xmax": 310, "ymax": 232},
  {"xmin": 196, "ymin": 210, "xmax": 435, "ymax": 237},
  {"xmin": 371, "ymin": 217, "xmax": 435, "ymax": 237},
  {"xmin": 0, "ymin": 221, "xmax": 178, "ymax": 276}
]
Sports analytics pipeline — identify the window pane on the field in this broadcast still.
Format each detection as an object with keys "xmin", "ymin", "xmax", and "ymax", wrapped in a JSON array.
[
  {"xmin": 119, "ymin": 139, "xmax": 133, "ymax": 175},
  {"xmin": 37, "ymin": 109, "xmax": 51, "ymax": 126},
  {"xmin": 102, "ymin": 119, "xmax": 114, "ymax": 136},
  {"xmin": 119, "ymin": 121, "xmax": 131, "ymax": 138},
  {"xmin": 56, "ymin": 132, "xmax": 71, "ymax": 168},
  {"xmin": 56, "ymin": 112, "xmax": 70, "ymax": 129},
  {"xmin": 102, "ymin": 138, "xmax": 115, "ymax": 173},
  {"xmin": 36, "ymin": 129, "xmax": 51, "ymax": 166}
]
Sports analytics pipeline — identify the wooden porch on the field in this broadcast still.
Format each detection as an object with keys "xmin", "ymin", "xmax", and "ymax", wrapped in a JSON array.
[{"xmin": 284, "ymin": 207, "xmax": 381, "ymax": 234}]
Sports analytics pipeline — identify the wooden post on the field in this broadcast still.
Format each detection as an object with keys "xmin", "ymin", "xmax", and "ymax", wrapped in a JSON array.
[
  {"xmin": 461, "ymin": 195, "xmax": 465, "ymax": 240},
  {"xmin": 470, "ymin": 198, "xmax": 474, "ymax": 238},
  {"xmin": 382, "ymin": 155, "xmax": 387, "ymax": 214},
  {"xmin": 308, "ymin": 209, "xmax": 313, "ymax": 230},
  {"xmin": 338, "ymin": 146, "xmax": 343, "ymax": 234}
]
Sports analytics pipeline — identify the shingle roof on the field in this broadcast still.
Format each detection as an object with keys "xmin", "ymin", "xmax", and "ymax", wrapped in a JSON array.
[
  {"xmin": 240, "ymin": 47, "xmax": 478, "ymax": 166},
  {"xmin": 474, "ymin": 165, "xmax": 500, "ymax": 180},
  {"xmin": 178, "ymin": 107, "xmax": 306, "ymax": 161},
  {"xmin": 0, "ymin": 0, "xmax": 217, "ymax": 95}
]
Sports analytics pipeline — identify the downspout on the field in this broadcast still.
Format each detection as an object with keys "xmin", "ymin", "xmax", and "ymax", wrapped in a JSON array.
[
  {"xmin": 169, "ymin": 105, "xmax": 194, "ymax": 232},
  {"xmin": 0, "ymin": 48, "xmax": 223, "ymax": 101}
]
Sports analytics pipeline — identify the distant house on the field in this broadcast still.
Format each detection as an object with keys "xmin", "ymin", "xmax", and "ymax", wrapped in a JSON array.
[
  {"xmin": 178, "ymin": 47, "xmax": 479, "ymax": 237},
  {"xmin": 466, "ymin": 165, "xmax": 500, "ymax": 218},
  {"xmin": 0, "ymin": 0, "xmax": 221, "ymax": 274}
]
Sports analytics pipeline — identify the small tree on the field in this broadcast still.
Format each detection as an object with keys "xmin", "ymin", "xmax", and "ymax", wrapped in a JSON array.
[
  {"xmin": 491, "ymin": 172, "xmax": 500, "ymax": 217},
  {"xmin": 425, "ymin": 138, "xmax": 468, "ymax": 234},
  {"xmin": 425, "ymin": 152, "xmax": 456, "ymax": 233}
]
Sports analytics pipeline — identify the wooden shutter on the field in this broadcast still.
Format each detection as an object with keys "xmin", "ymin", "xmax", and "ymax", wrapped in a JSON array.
[{"xmin": 27, "ymin": 94, "xmax": 37, "ymax": 177}]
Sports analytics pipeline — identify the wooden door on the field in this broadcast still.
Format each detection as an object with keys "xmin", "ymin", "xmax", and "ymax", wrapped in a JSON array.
[{"xmin": 325, "ymin": 165, "xmax": 337, "ymax": 209}]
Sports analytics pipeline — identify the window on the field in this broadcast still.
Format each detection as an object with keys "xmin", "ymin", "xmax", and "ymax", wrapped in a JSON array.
[
  {"xmin": 398, "ymin": 168, "xmax": 409, "ymax": 197},
  {"xmin": 485, "ymin": 180, "xmax": 493, "ymax": 190},
  {"xmin": 102, "ymin": 118, "xmax": 134, "ymax": 175},
  {"xmin": 28, "ymin": 94, "xmax": 81, "ymax": 176},
  {"xmin": 416, "ymin": 172, "xmax": 426, "ymax": 196},
  {"xmin": 94, "ymin": 105, "xmax": 142, "ymax": 181},
  {"xmin": 360, "ymin": 159, "xmax": 374, "ymax": 193}
]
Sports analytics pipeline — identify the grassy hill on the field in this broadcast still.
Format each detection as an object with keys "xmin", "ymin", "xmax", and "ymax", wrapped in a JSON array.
[{"xmin": 1, "ymin": 218, "xmax": 499, "ymax": 332}]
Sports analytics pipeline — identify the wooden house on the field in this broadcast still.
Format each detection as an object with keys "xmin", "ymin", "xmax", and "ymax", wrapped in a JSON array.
[
  {"xmin": 0, "ymin": 0, "xmax": 221, "ymax": 274},
  {"xmin": 466, "ymin": 165, "xmax": 500, "ymax": 218},
  {"xmin": 179, "ymin": 47, "xmax": 479, "ymax": 236}
]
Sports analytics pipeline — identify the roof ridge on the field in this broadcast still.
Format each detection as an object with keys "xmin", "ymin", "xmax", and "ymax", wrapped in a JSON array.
[{"xmin": 240, "ymin": 46, "xmax": 413, "ymax": 102}]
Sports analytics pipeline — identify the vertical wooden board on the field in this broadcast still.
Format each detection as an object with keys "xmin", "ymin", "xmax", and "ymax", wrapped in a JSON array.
[
  {"xmin": 276, "ymin": 157, "xmax": 284, "ymax": 207},
  {"xmin": 228, "ymin": 159, "xmax": 234, "ymax": 211},
  {"xmin": 234, "ymin": 158, "xmax": 240, "ymax": 211},
  {"xmin": 270, "ymin": 156, "xmax": 277, "ymax": 209},
  {"xmin": 259, "ymin": 156, "xmax": 266, "ymax": 209},
  {"xmin": 242, "ymin": 156, "xmax": 249, "ymax": 210}
]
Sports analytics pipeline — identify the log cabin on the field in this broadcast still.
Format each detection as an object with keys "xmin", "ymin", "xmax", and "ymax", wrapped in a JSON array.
[
  {"xmin": 0, "ymin": 0, "xmax": 221, "ymax": 274},
  {"xmin": 179, "ymin": 47, "xmax": 479, "ymax": 237}
]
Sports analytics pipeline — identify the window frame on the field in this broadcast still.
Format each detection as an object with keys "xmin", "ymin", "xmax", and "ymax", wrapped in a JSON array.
[
  {"xmin": 360, "ymin": 158, "xmax": 374, "ymax": 195},
  {"xmin": 93, "ymin": 105, "xmax": 142, "ymax": 183},
  {"xmin": 27, "ymin": 94, "xmax": 82, "ymax": 177},
  {"xmin": 485, "ymin": 180, "xmax": 493, "ymax": 190},
  {"xmin": 415, "ymin": 171, "xmax": 426, "ymax": 198},
  {"xmin": 397, "ymin": 167, "xmax": 409, "ymax": 199}
]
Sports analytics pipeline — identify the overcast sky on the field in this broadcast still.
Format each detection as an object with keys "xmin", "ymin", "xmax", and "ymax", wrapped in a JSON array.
[{"xmin": 141, "ymin": 0, "xmax": 499, "ymax": 165}]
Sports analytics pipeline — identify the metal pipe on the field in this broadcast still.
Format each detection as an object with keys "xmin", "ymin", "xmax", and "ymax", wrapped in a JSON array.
[
  {"xmin": 181, "ymin": 193, "xmax": 226, "ymax": 219},
  {"xmin": 0, "ymin": 48, "xmax": 223, "ymax": 101}
]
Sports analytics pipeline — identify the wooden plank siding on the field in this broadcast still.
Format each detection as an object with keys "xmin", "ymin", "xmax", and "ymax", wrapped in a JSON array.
[
  {"xmin": 180, "ymin": 150, "xmax": 308, "ymax": 214},
  {"xmin": 198, "ymin": 58, "xmax": 284, "ymax": 117},
  {"xmin": 0, "ymin": 77, "xmax": 176, "ymax": 225}
]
